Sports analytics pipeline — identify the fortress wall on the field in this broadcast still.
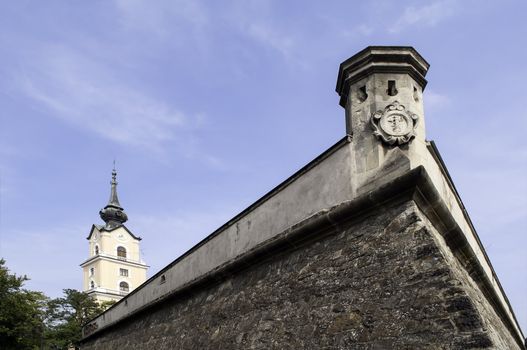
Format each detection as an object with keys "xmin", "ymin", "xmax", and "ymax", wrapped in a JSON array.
[
  {"xmin": 80, "ymin": 180, "xmax": 522, "ymax": 349},
  {"xmin": 80, "ymin": 137, "xmax": 354, "ymax": 335}
]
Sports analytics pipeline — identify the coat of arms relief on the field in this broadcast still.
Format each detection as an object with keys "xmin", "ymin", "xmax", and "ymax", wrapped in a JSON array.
[{"xmin": 371, "ymin": 101, "xmax": 418, "ymax": 146}]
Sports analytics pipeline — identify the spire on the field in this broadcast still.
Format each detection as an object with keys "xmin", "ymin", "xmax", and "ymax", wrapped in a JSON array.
[
  {"xmin": 99, "ymin": 165, "xmax": 128, "ymax": 229},
  {"xmin": 108, "ymin": 165, "xmax": 121, "ymax": 207}
]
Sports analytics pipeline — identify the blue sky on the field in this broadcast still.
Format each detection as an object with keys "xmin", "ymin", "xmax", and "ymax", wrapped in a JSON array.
[{"xmin": 0, "ymin": 0, "xmax": 525, "ymax": 332}]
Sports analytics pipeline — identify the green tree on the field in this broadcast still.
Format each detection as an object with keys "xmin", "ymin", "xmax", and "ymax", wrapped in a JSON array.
[
  {"xmin": 44, "ymin": 289, "xmax": 110, "ymax": 349},
  {"xmin": 0, "ymin": 259, "xmax": 113, "ymax": 349},
  {"xmin": 0, "ymin": 258, "xmax": 47, "ymax": 350}
]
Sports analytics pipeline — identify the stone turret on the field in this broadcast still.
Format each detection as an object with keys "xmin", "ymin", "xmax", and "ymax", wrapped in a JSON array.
[{"xmin": 336, "ymin": 46, "xmax": 430, "ymax": 195}]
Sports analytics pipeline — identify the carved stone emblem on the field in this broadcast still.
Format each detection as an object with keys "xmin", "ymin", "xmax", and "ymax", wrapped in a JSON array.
[{"xmin": 371, "ymin": 101, "xmax": 418, "ymax": 145}]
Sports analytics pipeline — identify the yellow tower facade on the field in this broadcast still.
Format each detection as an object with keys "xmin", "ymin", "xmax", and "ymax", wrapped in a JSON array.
[{"xmin": 80, "ymin": 169, "xmax": 148, "ymax": 303}]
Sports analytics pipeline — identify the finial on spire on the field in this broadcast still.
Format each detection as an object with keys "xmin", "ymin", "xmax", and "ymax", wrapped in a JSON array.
[
  {"xmin": 99, "ymin": 165, "xmax": 128, "ymax": 229},
  {"xmin": 111, "ymin": 160, "xmax": 117, "ymax": 184}
]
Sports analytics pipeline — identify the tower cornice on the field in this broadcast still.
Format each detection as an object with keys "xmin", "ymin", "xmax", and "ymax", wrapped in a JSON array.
[
  {"xmin": 336, "ymin": 46, "xmax": 430, "ymax": 107},
  {"xmin": 86, "ymin": 224, "xmax": 142, "ymax": 241},
  {"xmin": 79, "ymin": 253, "xmax": 149, "ymax": 269}
]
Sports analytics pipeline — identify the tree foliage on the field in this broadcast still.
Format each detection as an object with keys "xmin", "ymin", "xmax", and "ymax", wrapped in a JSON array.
[
  {"xmin": 0, "ymin": 259, "xmax": 113, "ymax": 350},
  {"xmin": 0, "ymin": 258, "xmax": 47, "ymax": 350},
  {"xmin": 44, "ymin": 289, "xmax": 110, "ymax": 349}
]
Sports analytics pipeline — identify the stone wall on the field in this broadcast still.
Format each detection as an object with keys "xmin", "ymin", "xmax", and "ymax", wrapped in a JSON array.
[{"xmin": 80, "ymin": 200, "xmax": 521, "ymax": 349}]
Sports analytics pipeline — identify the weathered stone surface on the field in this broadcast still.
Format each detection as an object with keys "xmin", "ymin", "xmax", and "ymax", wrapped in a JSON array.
[{"xmin": 80, "ymin": 200, "xmax": 520, "ymax": 349}]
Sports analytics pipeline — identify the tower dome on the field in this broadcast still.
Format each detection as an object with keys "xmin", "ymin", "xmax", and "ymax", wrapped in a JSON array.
[{"xmin": 99, "ymin": 167, "xmax": 128, "ymax": 229}]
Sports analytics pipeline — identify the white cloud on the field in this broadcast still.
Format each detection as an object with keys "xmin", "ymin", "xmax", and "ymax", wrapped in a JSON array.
[
  {"xmin": 0, "ymin": 206, "xmax": 236, "ymax": 296},
  {"xmin": 131, "ymin": 208, "xmax": 238, "ymax": 275},
  {"xmin": 117, "ymin": 0, "xmax": 303, "ymax": 67},
  {"xmin": 246, "ymin": 22, "xmax": 296, "ymax": 59},
  {"xmin": 15, "ymin": 45, "xmax": 191, "ymax": 154},
  {"xmin": 0, "ymin": 206, "xmax": 238, "ymax": 298},
  {"xmin": 0, "ymin": 224, "xmax": 88, "ymax": 297},
  {"xmin": 216, "ymin": 1, "xmax": 306, "ymax": 66},
  {"xmin": 424, "ymin": 89, "xmax": 451, "ymax": 109},
  {"xmin": 0, "ymin": 142, "xmax": 21, "ymax": 197},
  {"xmin": 114, "ymin": 0, "xmax": 208, "ymax": 39},
  {"xmin": 390, "ymin": 0, "xmax": 459, "ymax": 33},
  {"xmin": 355, "ymin": 24, "xmax": 374, "ymax": 37},
  {"xmin": 340, "ymin": 24, "xmax": 374, "ymax": 39}
]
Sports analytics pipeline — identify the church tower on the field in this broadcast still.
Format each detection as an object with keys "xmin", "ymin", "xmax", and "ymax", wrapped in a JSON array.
[{"xmin": 80, "ymin": 168, "xmax": 148, "ymax": 303}]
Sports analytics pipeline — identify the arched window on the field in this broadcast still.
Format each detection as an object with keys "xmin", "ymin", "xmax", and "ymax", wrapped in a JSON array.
[
  {"xmin": 90, "ymin": 281, "xmax": 95, "ymax": 289},
  {"xmin": 117, "ymin": 246, "xmax": 126, "ymax": 259},
  {"xmin": 119, "ymin": 281, "xmax": 129, "ymax": 292},
  {"xmin": 94, "ymin": 245, "xmax": 99, "ymax": 255}
]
